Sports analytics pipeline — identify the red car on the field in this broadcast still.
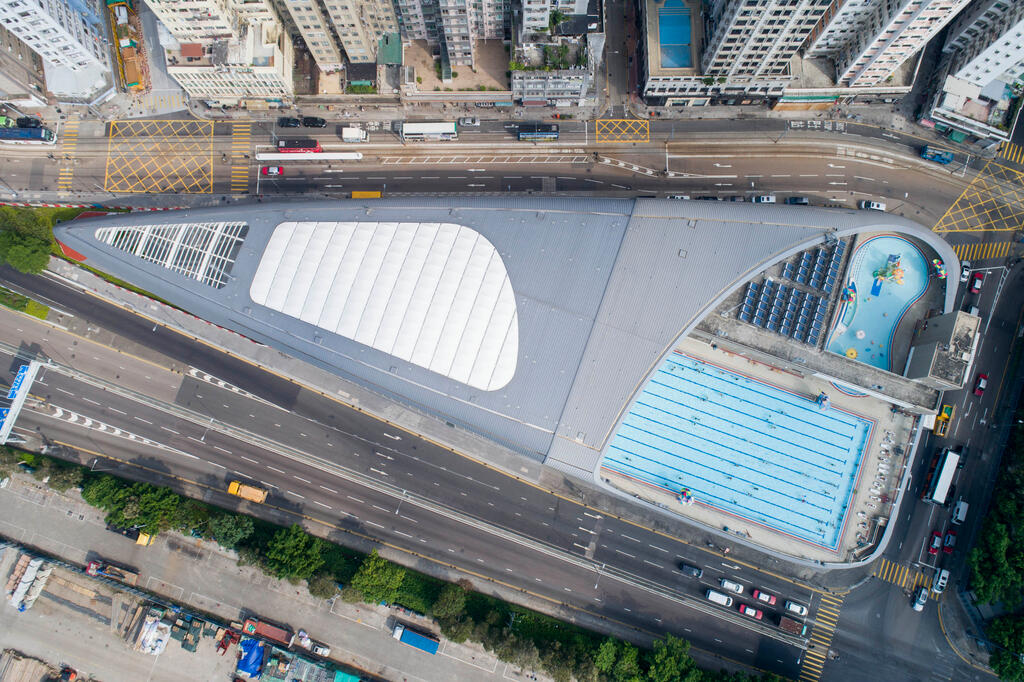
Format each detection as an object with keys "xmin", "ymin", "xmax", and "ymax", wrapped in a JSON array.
[
  {"xmin": 752, "ymin": 589, "xmax": 777, "ymax": 606},
  {"xmin": 969, "ymin": 271, "xmax": 984, "ymax": 294},
  {"xmin": 261, "ymin": 166, "xmax": 283, "ymax": 176},
  {"xmin": 738, "ymin": 604, "xmax": 763, "ymax": 620},
  {"xmin": 943, "ymin": 530, "xmax": 957, "ymax": 554},
  {"xmin": 973, "ymin": 373, "xmax": 988, "ymax": 397},
  {"xmin": 928, "ymin": 531, "xmax": 942, "ymax": 555}
]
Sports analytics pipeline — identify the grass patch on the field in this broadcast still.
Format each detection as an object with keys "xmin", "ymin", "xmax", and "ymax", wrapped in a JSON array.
[{"xmin": 0, "ymin": 285, "xmax": 49, "ymax": 319}]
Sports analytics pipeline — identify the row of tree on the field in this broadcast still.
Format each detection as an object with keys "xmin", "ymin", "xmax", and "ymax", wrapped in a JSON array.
[
  {"xmin": 5, "ymin": 447, "xmax": 782, "ymax": 681},
  {"xmin": 0, "ymin": 206, "xmax": 57, "ymax": 274}
]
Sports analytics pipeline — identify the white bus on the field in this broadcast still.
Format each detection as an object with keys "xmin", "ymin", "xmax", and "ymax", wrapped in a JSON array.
[
  {"xmin": 255, "ymin": 152, "xmax": 363, "ymax": 161},
  {"xmin": 401, "ymin": 122, "xmax": 457, "ymax": 142},
  {"xmin": 922, "ymin": 448, "xmax": 960, "ymax": 505}
]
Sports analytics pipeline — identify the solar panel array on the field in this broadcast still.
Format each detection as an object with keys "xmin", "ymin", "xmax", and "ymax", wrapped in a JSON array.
[{"xmin": 737, "ymin": 240, "xmax": 846, "ymax": 347}]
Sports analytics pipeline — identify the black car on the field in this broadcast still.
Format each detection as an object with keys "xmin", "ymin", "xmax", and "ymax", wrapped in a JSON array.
[
  {"xmin": 277, "ymin": 117, "xmax": 301, "ymax": 128},
  {"xmin": 16, "ymin": 117, "xmax": 41, "ymax": 128},
  {"xmin": 678, "ymin": 562, "xmax": 703, "ymax": 578},
  {"xmin": 785, "ymin": 196, "xmax": 810, "ymax": 205},
  {"xmin": 302, "ymin": 116, "xmax": 327, "ymax": 128}
]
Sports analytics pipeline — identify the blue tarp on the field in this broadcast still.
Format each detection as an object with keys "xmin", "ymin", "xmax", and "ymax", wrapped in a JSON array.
[
  {"xmin": 400, "ymin": 628, "xmax": 440, "ymax": 654},
  {"xmin": 237, "ymin": 638, "xmax": 265, "ymax": 678}
]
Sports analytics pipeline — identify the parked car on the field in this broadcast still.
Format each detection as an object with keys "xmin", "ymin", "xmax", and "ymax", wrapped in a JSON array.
[
  {"xmin": 727, "ymin": 196, "xmax": 745, "ymax": 202},
  {"xmin": 302, "ymin": 116, "xmax": 327, "ymax": 128},
  {"xmin": 927, "ymin": 530, "xmax": 942, "ymax": 555},
  {"xmin": 666, "ymin": 195, "xmax": 690, "ymax": 200},
  {"xmin": 738, "ymin": 604, "xmax": 763, "ymax": 620},
  {"xmin": 970, "ymin": 271, "xmax": 984, "ymax": 294},
  {"xmin": 677, "ymin": 562, "xmax": 703, "ymax": 578},
  {"xmin": 16, "ymin": 117, "xmax": 41, "ymax": 128},
  {"xmin": 785, "ymin": 196, "xmax": 809, "ymax": 205},
  {"xmin": 458, "ymin": 116, "xmax": 480, "ymax": 126},
  {"xmin": 752, "ymin": 195, "xmax": 776, "ymax": 204},
  {"xmin": 784, "ymin": 600, "xmax": 808, "ymax": 617},
  {"xmin": 261, "ymin": 166, "xmax": 283, "ymax": 176},
  {"xmin": 959, "ymin": 260, "xmax": 972, "ymax": 283},
  {"xmin": 943, "ymin": 529, "xmax": 957, "ymax": 554},
  {"xmin": 277, "ymin": 117, "xmax": 301, "ymax": 128},
  {"xmin": 696, "ymin": 196, "xmax": 720, "ymax": 201},
  {"xmin": 859, "ymin": 200, "xmax": 886, "ymax": 211},
  {"xmin": 912, "ymin": 586, "xmax": 928, "ymax": 611},
  {"xmin": 752, "ymin": 589, "xmax": 777, "ymax": 606},
  {"xmin": 973, "ymin": 373, "xmax": 988, "ymax": 396},
  {"xmin": 311, "ymin": 643, "xmax": 331, "ymax": 657}
]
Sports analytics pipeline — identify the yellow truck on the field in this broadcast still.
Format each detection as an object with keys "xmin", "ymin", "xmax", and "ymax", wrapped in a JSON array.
[
  {"xmin": 227, "ymin": 481, "xmax": 268, "ymax": 503},
  {"xmin": 351, "ymin": 190, "xmax": 382, "ymax": 198},
  {"xmin": 934, "ymin": 404, "xmax": 955, "ymax": 438}
]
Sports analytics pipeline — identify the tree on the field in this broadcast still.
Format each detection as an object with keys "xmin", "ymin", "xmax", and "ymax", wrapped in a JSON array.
[
  {"xmin": 44, "ymin": 462, "xmax": 84, "ymax": 492},
  {"xmin": 264, "ymin": 524, "xmax": 325, "ymax": 581},
  {"xmin": 439, "ymin": 617, "xmax": 474, "ymax": 643},
  {"xmin": 990, "ymin": 616, "xmax": 1024, "ymax": 681},
  {"xmin": 0, "ymin": 230, "xmax": 50, "ymax": 273},
  {"xmin": 349, "ymin": 549, "xmax": 406, "ymax": 604},
  {"xmin": 431, "ymin": 583, "xmax": 467, "ymax": 620},
  {"xmin": 611, "ymin": 643, "xmax": 640, "ymax": 682},
  {"xmin": 595, "ymin": 638, "xmax": 618, "ymax": 672},
  {"xmin": 0, "ymin": 206, "xmax": 51, "ymax": 241},
  {"xmin": 207, "ymin": 513, "xmax": 254, "ymax": 549},
  {"xmin": 645, "ymin": 634, "xmax": 698, "ymax": 682},
  {"xmin": 307, "ymin": 573, "xmax": 339, "ymax": 599},
  {"xmin": 172, "ymin": 499, "xmax": 211, "ymax": 534}
]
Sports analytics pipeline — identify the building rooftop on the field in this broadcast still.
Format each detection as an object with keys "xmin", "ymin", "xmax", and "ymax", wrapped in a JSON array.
[{"xmin": 55, "ymin": 199, "xmax": 958, "ymax": 480}]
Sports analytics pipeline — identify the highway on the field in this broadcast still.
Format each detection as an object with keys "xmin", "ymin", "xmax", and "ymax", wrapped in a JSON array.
[{"xmin": 0, "ymin": 272, "xmax": 815, "ymax": 677}]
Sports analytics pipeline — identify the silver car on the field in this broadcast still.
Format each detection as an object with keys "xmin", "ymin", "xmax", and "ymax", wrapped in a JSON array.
[{"xmin": 912, "ymin": 586, "xmax": 928, "ymax": 611}]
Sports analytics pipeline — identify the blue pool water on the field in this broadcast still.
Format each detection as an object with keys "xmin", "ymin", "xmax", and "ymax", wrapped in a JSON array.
[
  {"xmin": 604, "ymin": 353, "xmax": 873, "ymax": 550},
  {"xmin": 826, "ymin": 235, "xmax": 930, "ymax": 371},
  {"xmin": 658, "ymin": 0, "xmax": 692, "ymax": 69}
]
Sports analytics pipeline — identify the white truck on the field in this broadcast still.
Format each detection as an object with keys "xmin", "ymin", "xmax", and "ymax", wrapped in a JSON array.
[{"xmin": 341, "ymin": 127, "xmax": 367, "ymax": 143}]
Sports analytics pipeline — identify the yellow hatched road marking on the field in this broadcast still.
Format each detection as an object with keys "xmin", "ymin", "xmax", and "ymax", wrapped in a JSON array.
[
  {"xmin": 595, "ymin": 118, "xmax": 650, "ymax": 143},
  {"xmin": 1001, "ymin": 142, "xmax": 1024, "ymax": 165}
]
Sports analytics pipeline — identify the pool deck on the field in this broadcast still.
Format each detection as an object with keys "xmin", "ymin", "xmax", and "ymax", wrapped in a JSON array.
[{"xmin": 602, "ymin": 336, "xmax": 917, "ymax": 564}]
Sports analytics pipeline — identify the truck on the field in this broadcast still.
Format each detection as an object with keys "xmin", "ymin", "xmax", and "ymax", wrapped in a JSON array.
[
  {"xmin": 779, "ymin": 616, "xmax": 807, "ymax": 636},
  {"xmin": 921, "ymin": 145, "xmax": 955, "ymax": 165},
  {"xmin": 933, "ymin": 403, "xmax": 955, "ymax": 438},
  {"xmin": 227, "ymin": 480, "xmax": 268, "ymax": 503},
  {"xmin": 392, "ymin": 622, "xmax": 439, "ymax": 654},
  {"xmin": 242, "ymin": 617, "xmax": 295, "ymax": 647},
  {"xmin": 86, "ymin": 559, "xmax": 139, "ymax": 586},
  {"xmin": 341, "ymin": 127, "xmax": 367, "ymax": 143}
]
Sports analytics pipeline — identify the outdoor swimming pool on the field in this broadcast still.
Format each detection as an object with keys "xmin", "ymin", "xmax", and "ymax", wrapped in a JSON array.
[
  {"xmin": 658, "ymin": 0, "xmax": 692, "ymax": 68},
  {"xmin": 826, "ymin": 234, "xmax": 930, "ymax": 371},
  {"xmin": 604, "ymin": 353, "xmax": 873, "ymax": 550}
]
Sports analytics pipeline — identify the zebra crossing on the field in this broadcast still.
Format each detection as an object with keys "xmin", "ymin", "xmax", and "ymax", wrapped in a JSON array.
[
  {"xmin": 798, "ymin": 593, "xmax": 844, "ymax": 681},
  {"xmin": 999, "ymin": 142, "xmax": 1024, "ymax": 166},
  {"xmin": 952, "ymin": 240, "xmax": 1013, "ymax": 262},
  {"xmin": 57, "ymin": 119, "xmax": 79, "ymax": 194},
  {"xmin": 230, "ymin": 122, "xmax": 251, "ymax": 193},
  {"xmin": 873, "ymin": 557, "xmax": 936, "ymax": 593}
]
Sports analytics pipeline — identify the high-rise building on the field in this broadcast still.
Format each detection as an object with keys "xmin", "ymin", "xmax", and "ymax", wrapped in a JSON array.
[
  {"xmin": 145, "ymin": 0, "xmax": 240, "ymax": 41},
  {"xmin": 0, "ymin": 23, "xmax": 48, "ymax": 106},
  {"xmin": 923, "ymin": 0, "xmax": 1024, "ymax": 143},
  {"xmin": 397, "ymin": 0, "xmax": 507, "ymax": 67},
  {"xmin": 0, "ymin": 0, "xmax": 111, "ymax": 73},
  {"xmin": 316, "ymin": 0, "xmax": 398, "ymax": 64},
  {"xmin": 806, "ymin": 0, "xmax": 973, "ymax": 87},
  {"xmin": 274, "ymin": 0, "xmax": 345, "ymax": 71}
]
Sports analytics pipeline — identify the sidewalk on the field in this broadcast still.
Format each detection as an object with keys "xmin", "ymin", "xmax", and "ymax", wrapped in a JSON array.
[{"xmin": 0, "ymin": 472, "xmax": 544, "ymax": 682}]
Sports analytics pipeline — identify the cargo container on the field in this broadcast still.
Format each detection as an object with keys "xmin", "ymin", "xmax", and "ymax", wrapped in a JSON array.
[{"xmin": 392, "ymin": 623, "xmax": 439, "ymax": 654}]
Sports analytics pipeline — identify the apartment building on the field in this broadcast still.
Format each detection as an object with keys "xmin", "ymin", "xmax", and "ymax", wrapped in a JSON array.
[
  {"xmin": 315, "ymin": 0, "xmax": 397, "ymax": 64},
  {"xmin": 275, "ymin": 0, "xmax": 344, "ymax": 70},
  {"xmin": 0, "ymin": 23, "xmax": 48, "ymax": 106},
  {"xmin": 642, "ymin": 0, "xmax": 831, "ymax": 104},
  {"xmin": 397, "ymin": 0, "xmax": 507, "ymax": 67},
  {"xmin": 165, "ymin": 18, "xmax": 294, "ymax": 104},
  {"xmin": 806, "ymin": 0, "xmax": 973, "ymax": 87},
  {"xmin": 145, "ymin": 0, "xmax": 240, "ymax": 41},
  {"xmin": 0, "ymin": 0, "xmax": 110, "ymax": 73},
  {"xmin": 923, "ymin": 0, "xmax": 1024, "ymax": 143}
]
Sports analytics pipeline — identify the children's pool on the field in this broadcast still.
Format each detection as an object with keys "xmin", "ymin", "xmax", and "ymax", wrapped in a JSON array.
[{"xmin": 826, "ymin": 234, "xmax": 930, "ymax": 371}]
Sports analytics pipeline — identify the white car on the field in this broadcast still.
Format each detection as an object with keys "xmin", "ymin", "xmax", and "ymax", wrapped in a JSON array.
[
  {"xmin": 959, "ymin": 260, "xmax": 972, "ymax": 283},
  {"xmin": 458, "ymin": 117, "xmax": 480, "ymax": 126},
  {"xmin": 311, "ymin": 643, "xmax": 331, "ymax": 657},
  {"xmin": 859, "ymin": 200, "xmax": 886, "ymax": 211},
  {"xmin": 720, "ymin": 579, "xmax": 744, "ymax": 594},
  {"xmin": 752, "ymin": 195, "xmax": 776, "ymax": 204},
  {"xmin": 784, "ymin": 600, "xmax": 807, "ymax": 617}
]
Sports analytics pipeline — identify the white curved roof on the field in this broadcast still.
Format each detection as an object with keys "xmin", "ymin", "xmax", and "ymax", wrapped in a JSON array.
[{"xmin": 249, "ymin": 221, "xmax": 519, "ymax": 391}]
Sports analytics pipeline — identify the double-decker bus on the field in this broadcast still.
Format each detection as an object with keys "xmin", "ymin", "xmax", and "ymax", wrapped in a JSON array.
[
  {"xmin": 922, "ymin": 448, "xmax": 960, "ymax": 505},
  {"xmin": 400, "ymin": 122, "xmax": 457, "ymax": 142},
  {"xmin": 277, "ymin": 138, "xmax": 322, "ymax": 153},
  {"xmin": 518, "ymin": 123, "xmax": 559, "ymax": 141}
]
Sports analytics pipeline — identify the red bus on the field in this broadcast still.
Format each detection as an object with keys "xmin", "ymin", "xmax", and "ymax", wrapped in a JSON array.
[{"xmin": 277, "ymin": 139, "xmax": 322, "ymax": 153}]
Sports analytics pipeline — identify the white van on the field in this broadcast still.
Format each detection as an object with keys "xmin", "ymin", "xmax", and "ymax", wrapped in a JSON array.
[
  {"xmin": 932, "ymin": 568, "xmax": 950, "ymax": 594},
  {"xmin": 753, "ymin": 195, "xmax": 776, "ymax": 204},
  {"xmin": 951, "ymin": 500, "xmax": 969, "ymax": 525},
  {"xmin": 705, "ymin": 589, "xmax": 734, "ymax": 607},
  {"xmin": 720, "ymin": 579, "xmax": 744, "ymax": 594},
  {"xmin": 859, "ymin": 200, "xmax": 887, "ymax": 211}
]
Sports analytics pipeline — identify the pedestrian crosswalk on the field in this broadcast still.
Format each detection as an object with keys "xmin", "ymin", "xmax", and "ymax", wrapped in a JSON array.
[
  {"xmin": 873, "ymin": 557, "xmax": 935, "ymax": 592},
  {"xmin": 57, "ymin": 118, "xmax": 79, "ymax": 194},
  {"xmin": 230, "ymin": 123, "xmax": 251, "ymax": 193},
  {"xmin": 799, "ymin": 593, "xmax": 844, "ymax": 682},
  {"xmin": 1000, "ymin": 142, "xmax": 1024, "ymax": 166},
  {"xmin": 952, "ymin": 240, "xmax": 1013, "ymax": 262}
]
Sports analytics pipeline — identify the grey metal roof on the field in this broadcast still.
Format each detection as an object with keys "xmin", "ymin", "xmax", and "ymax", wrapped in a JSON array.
[{"xmin": 54, "ymin": 198, "xmax": 957, "ymax": 472}]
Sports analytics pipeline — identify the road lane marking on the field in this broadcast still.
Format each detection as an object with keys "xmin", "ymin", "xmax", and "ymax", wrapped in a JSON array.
[
  {"xmin": 319, "ymin": 485, "xmax": 338, "ymax": 494},
  {"xmin": 266, "ymin": 465, "xmax": 286, "ymax": 474}
]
